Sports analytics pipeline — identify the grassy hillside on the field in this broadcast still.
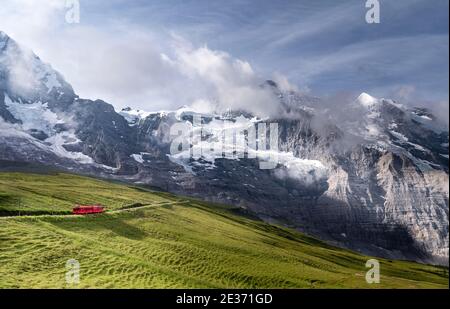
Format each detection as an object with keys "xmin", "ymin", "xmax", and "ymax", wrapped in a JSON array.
[
  {"xmin": 0, "ymin": 172, "xmax": 448, "ymax": 288},
  {"xmin": 0, "ymin": 172, "xmax": 172, "ymax": 215}
]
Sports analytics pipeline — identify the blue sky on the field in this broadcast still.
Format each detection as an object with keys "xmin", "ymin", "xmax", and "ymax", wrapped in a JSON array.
[
  {"xmin": 81, "ymin": 0, "xmax": 449, "ymax": 100},
  {"xmin": 0, "ymin": 0, "xmax": 448, "ymax": 111}
]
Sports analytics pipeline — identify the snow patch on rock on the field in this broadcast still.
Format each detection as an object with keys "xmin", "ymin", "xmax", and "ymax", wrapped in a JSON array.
[
  {"xmin": 119, "ymin": 108, "xmax": 152, "ymax": 126},
  {"xmin": 45, "ymin": 132, "xmax": 94, "ymax": 164},
  {"xmin": 4, "ymin": 92, "xmax": 63, "ymax": 135},
  {"xmin": 130, "ymin": 153, "xmax": 144, "ymax": 164},
  {"xmin": 357, "ymin": 92, "xmax": 378, "ymax": 107}
]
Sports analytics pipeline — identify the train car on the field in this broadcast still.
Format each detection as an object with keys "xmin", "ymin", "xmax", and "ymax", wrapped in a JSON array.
[{"xmin": 72, "ymin": 205, "xmax": 105, "ymax": 215}]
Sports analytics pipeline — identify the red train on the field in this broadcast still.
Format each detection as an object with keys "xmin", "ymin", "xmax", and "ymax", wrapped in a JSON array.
[{"xmin": 72, "ymin": 205, "xmax": 105, "ymax": 215}]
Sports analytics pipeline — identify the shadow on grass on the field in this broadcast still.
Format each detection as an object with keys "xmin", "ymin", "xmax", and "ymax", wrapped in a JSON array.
[
  {"xmin": 49, "ymin": 215, "xmax": 148, "ymax": 240},
  {"xmin": 0, "ymin": 193, "xmax": 17, "ymax": 206},
  {"xmin": 94, "ymin": 217, "xmax": 148, "ymax": 240}
]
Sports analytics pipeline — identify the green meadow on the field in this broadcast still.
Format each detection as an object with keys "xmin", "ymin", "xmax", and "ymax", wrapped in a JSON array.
[{"xmin": 0, "ymin": 172, "xmax": 448, "ymax": 288}]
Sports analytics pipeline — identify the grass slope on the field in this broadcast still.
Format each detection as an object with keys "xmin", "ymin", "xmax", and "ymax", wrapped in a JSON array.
[
  {"xmin": 0, "ymin": 172, "xmax": 448, "ymax": 288},
  {"xmin": 0, "ymin": 172, "xmax": 171, "ymax": 215}
]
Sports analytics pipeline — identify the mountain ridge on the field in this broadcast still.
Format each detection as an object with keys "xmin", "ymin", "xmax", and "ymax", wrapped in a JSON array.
[{"xmin": 0, "ymin": 31, "xmax": 448, "ymax": 265}]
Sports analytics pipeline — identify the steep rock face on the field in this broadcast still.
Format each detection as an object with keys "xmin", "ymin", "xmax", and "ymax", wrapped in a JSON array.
[
  {"xmin": 71, "ymin": 99, "xmax": 138, "ymax": 171},
  {"xmin": 265, "ymin": 92, "xmax": 449, "ymax": 263},
  {"xmin": 376, "ymin": 153, "xmax": 448, "ymax": 262},
  {"xmin": 0, "ymin": 31, "xmax": 448, "ymax": 264},
  {"xmin": 306, "ymin": 149, "xmax": 447, "ymax": 263}
]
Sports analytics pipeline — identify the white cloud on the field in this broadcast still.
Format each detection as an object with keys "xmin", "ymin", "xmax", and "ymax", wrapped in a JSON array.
[
  {"xmin": 55, "ymin": 27, "xmax": 282, "ymax": 116},
  {"xmin": 272, "ymin": 72, "xmax": 300, "ymax": 93},
  {"xmin": 160, "ymin": 39, "xmax": 281, "ymax": 115},
  {"xmin": 0, "ymin": 0, "xmax": 66, "ymax": 47},
  {"xmin": 0, "ymin": 1, "xmax": 290, "ymax": 117},
  {"xmin": 393, "ymin": 85, "xmax": 416, "ymax": 102}
]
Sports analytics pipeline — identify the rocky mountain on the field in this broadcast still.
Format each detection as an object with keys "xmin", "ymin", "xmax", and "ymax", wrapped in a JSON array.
[{"xmin": 1, "ymin": 31, "xmax": 448, "ymax": 265}]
